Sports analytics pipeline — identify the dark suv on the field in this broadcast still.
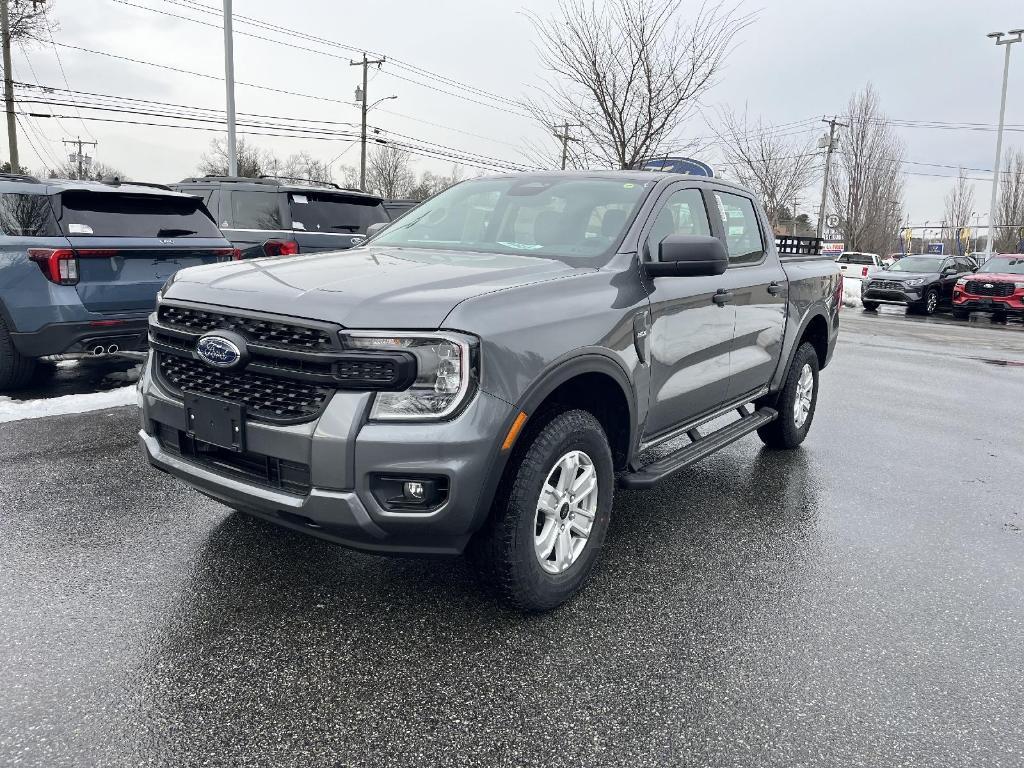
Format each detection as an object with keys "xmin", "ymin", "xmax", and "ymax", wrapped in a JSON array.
[
  {"xmin": 0, "ymin": 173, "xmax": 235, "ymax": 391},
  {"xmin": 173, "ymin": 176, "xmax": 390, "ymax": 259},
  {"xmin": 860, "ymin": 254, "xmax": 977, "ymax": 314}
]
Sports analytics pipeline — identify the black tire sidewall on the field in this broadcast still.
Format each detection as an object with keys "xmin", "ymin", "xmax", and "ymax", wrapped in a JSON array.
[
  {"xmin": 761, "ymin": 343, "xmax": 819, "ymax": 449},
  {"xmin": 503, "ymin": 410, "xmax": 614, "ymax": 610},
  {"xmin": 924, "ymin": 288, "xmax": 939, "ymax": 314}
]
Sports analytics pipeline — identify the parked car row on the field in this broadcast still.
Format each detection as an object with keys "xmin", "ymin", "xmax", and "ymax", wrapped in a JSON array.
[{"xmin": 0, "ymin": 171, "xmax": 423, "ymax": 391}]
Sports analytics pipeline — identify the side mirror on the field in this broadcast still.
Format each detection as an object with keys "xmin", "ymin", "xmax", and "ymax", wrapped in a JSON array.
[
  {"xmin": 645, "ymin": 234, "xmax": 728, "ymax": 278},
  {"xmin": 941, "ymin": 266, "xmax": 957, "ymax": 275},
  {"xmin": 366, "ymin": 222, "xmax": 389, "ymax": 239}
]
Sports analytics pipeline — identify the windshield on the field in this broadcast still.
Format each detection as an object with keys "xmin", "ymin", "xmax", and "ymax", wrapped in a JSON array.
[
  {"xmin": 288, "ymin": 192, "xmax": 389, "ymax": 234},
  {"xmin": 369, "ymin": 176, "xmax": 654, "ymax": 264},
  {"xmin": 978, "ymin": 256, "xmax": 1024, "ymax": 275},
  {"xmin": 58, "ymin": 191, "xmax": 221, "ymax": 238},
  {"xmin": 888, "ymin": 256, "xmax": 943, "ymax": 272}
]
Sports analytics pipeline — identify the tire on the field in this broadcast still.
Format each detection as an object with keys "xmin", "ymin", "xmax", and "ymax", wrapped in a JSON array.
[
  {"xmin": 469, "ymin": 409, "xmax": 614, "ymax": 612},
  {"xmin": 757, "ymin": 342, "xmax": 819, "ymax": 450},
  {"xmin": 0, "ymin": 314, "xmax": 37, "ymax": 392},
  {"xmin": 922, "ymin": 288, "xmax": 939, "ymax": 315},
  {"xmin": 952, "ymin": 308, "xmax": 969, "ymax": 320},
  {"xmin": 862, "ymin": 301, "xmax": 879, "ymax": 312}
]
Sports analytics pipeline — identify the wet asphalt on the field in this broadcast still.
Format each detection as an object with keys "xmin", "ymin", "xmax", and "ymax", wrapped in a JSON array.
[{"xmin": 1, "ymin": 308, "xmax": 1022, "ymax": 767}]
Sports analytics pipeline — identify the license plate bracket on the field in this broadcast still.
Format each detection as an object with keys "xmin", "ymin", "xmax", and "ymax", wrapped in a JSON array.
[{"xmin": 184, "ymin": 392, "xmax": 245, "ymax": 452}]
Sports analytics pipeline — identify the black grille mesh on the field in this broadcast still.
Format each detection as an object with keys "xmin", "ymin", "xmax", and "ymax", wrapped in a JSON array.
[
  {"xmin": 335, "ymin": 359, "xmax": 399, "ymax": 383},
  {"xmin": 871, "ymin": 280, "xmax": 905, "ymax": 291},
  {"xmin": 158, "ymin": 305, "xmax": 334, "ymax": 351},
  {"xmin": 965, "ymin": 280, "xmax": 1014, "ymax": 297},
  {"xmin": 158, "ymin": 353, "xmax": 330, "ymax": 422}
]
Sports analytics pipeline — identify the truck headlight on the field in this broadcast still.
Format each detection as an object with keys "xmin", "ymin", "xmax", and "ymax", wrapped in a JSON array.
[
  {"xmin": 955, "ymin": 277, "xmax": 968, "ymax": 286},
  {"xmin": 1015, "ymin": 282, "xmax": 1024, "ymax": 290},
  {"xmin": 903, "ymin": 278, "xmax": 925, "ymax": 287},
  {"xmin": 345, "ymin": 332, "xmax": 478, "ymax": 421},
  {"xmin": 156, "ymin": 272, "xmax": 176, "ymax": 302}
]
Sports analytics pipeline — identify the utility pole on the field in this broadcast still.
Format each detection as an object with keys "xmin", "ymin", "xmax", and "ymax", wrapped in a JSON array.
[
  {"xmin": 984, "ymin": 29, "xmax": 1023, "ymax": 255},
  {"xmin": 1, "ymin": 0, "xmax": 18, "ymax": 172},
  {"xmin": 553, "ymin": 122, "xmax": 580, "ymax": 170},
  {"xmin": 816, "ymin": 116, "xmax": 846, "ymax": 239},
  {"xmin": 350, "ymin": 52, "xmax": 385, "ymax": 191},
  {"xmin": 63, "ymin": 136, "xmax": 97, "ymax": 179},
  {"xmin": 222, "ymin": 0, "xmax": 238, "ymax": 176}
]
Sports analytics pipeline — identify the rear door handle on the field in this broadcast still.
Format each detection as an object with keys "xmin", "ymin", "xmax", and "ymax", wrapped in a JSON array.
[
  {"xmin": 712, "ymin": 289, "xmax": 734, "ymax": 306},
  {"xmin": 767, "ymin": 281, "xmax": 784, "ymax": 295}
]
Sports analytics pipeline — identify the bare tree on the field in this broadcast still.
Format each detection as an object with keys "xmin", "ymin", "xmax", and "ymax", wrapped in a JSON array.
[
  {"xmin": 8, "ymin": 0, "xmax": 57, "ymax": 44},
  {"xmin": 942, "ymin": 170, "xmax": 974, "ymax": 254},
  {"xmin": 337, "ymin": 164, "xmax": 361, "ymax": 190},
  {"xmin": 48, "ymin": 160, "xmax": 129, "ymax": 181},
  {"xmin": 198, "ymin": 137, "xmax": 275, "ymax": 178},
  {"xmin": 829, "ymin": 84, "xmax": 905, "ymax": 255},
  {"xmin": 407, "ymin": 165, "xmax": 465, "ymax": 200},
  {"xmin": 717, "ymin": 106, "xmax": 818, "ymax": 228},
  {"xmin": 527, "ymin": 0, "xmax": 753, "ymax": 170},
  {"xmin": 278, "ymin": 152, "xmax": 333, "ymax": 184},
  {"xmin": 365, "ymin": 145, "xmax": 415, "ymax": 198},
  {"xmin": 996, "ymin": 147, "xmax": 1024, "ymax": 252}
]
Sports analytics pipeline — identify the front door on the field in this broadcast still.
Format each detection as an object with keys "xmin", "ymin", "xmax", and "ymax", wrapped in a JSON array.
[
  {"xmin": 641, "ymin": 185, "xmax": 736, "ymax": 441},
  {"xmin": 708, "ymin": 190, "xmax": 788, "ymax": 401}
]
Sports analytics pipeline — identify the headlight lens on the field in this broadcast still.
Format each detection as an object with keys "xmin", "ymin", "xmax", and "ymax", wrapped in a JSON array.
[
  {"xmin": 903, "ymin": 278, "xmax": 925, "ymax": 287},
  {"xmin": 955, "ymin": 277, "xmax": 968, "ymax": 286},
  {"xmin": 345, "ymin": 332, "xmax": 478, "ymax": 421},
  {"xmin": 1015, "ymin": 282, "xmax": 1024, "ymax": 290},
  {"xmin": 156, "ymin": 272, "xmax": 176, "ymax": 301}
]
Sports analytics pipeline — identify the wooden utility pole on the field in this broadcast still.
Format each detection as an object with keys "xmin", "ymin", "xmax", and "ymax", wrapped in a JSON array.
[
  {"xmin": 553, "ymin": 122, "xmax": 580, "ymax": 170},
  {"xmin": 350, "ymin": 53, "xmax": 385, "ymax": 191},
  {"xmin": 63, "ymin": 136, "xmax": 97, "ymax": 179},
  {"xmin": 816, "ymin": 116, "xmax": 847, "ymax": 239},
  {"xmin": 1, "ymin": 0, "xmax": 18, "ymax": 172}
]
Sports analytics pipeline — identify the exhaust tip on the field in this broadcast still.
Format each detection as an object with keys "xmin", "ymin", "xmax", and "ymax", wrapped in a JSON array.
[
  {"xmin": 92, "ymin": 345, "xmax": 106, "ymax": 356},
  {"xmin": 107, "ymin": 344, "xmax": 119, "ymax": 354}
]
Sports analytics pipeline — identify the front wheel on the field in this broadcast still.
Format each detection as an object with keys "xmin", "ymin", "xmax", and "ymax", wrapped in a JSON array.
[
  {"xmin": 922, "ymin": 288, "xmax": 939, "ymax": 315},
  {"xmin": 469, "ymin": 409, "xmax": 614, "ymax": 612},
  {"xmin": 757, "ymin": 342, "xmax": 819, "ymax": 450}
]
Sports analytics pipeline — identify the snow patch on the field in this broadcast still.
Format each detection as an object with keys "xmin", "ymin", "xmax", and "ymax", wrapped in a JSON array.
[
  {"xmin": 0, "ymin": 386, "xmax": 137, "ymax": 424},
  {"xmin": 842, "ymin": 277, "xmax": 863, "ymax": 309}
]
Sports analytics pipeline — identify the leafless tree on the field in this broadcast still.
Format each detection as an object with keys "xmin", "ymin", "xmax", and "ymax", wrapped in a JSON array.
[
  {"xmin": 366, "ymin": 145, "xmax": 415, "ymax": 198},
  {"xmin": 8, "ymin": 0, "xmax": 57, "ymax": 44},
  {"xmin": 995, "ymin": 147, "xmax": 1024, "ymax": 252},
  {"xmin": 829, "ymin": 84, "xmax": 905, "ymax": 255},
  {"xmin": 276, "ymin": 152, "xmax": 333, "ymax": 184},
  {"xmin": 336, "ymin": 164, "xmax": 361, "ymax": 190},
  {"xmin": 407, "ymin": 165, "xmax": 465, "ymax": 200},
  {"xmin": 526, "ymin": 0, "xmax": 754, "ymax": 170},
  {"xmin": 717, "ymin": 106, "xmax": 817, "ymax": 228},
  {"xmin": 942, "ymin": 169, "xmax": 974, "ymax": 254},
  {"xmin": 198, "ymin": 137, "xmax": 275, "ymax": 178},
  {"xmin": 48, "ymin": 160, "xmax": 129, "ymax": 181}
]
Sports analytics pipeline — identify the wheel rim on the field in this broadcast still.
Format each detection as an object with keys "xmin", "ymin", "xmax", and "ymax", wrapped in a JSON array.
[
  {"xmin": 927, "ymin": 292, "xmax": 937, "ymax": 313},
  {"xmin": 534, "ymin": 450, "xmax": 598, "ymax": 574},
  {"xmin": 793, "ymin": 364, "xmax": 814, "ymax": 429}
]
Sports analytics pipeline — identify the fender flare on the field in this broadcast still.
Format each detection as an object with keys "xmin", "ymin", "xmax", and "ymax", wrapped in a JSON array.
[
  {"xmin": 768, "ymin": 306, "xmax": 831, "ymax": 396},
  {"xmin": 470, "ymin": 349, "xmax": 638, "ymax": 533}
]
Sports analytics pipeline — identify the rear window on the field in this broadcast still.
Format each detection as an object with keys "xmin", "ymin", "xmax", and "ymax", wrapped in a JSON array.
[
  {"xmin": 288, "ymin": 192, "xmax": 389, "ymax": 234},
  {"xmin": 58, "ymin": 191, "xmax": 221, "ymax": 238},
  {"xmin": 0, "ymin": 193, "xmax": 61, "ymax": 236},
  {"xmin": 230, "ymin": 190, "xmax": 283, "ymax": 230},
  {"xmin": 837, "ymin": 253, "xmax": 875, "ymax": 265}
]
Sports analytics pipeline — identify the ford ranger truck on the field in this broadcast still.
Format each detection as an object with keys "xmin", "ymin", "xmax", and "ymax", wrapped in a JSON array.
[{"xmin": 138, "ymin": 171, "xmax": 841, "ymax": 611}]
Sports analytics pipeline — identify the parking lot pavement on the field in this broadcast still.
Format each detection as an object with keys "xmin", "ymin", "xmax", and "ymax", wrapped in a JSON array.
[{"xmin": 1, "ymin": 319, "xmax": 1022, "ymax": 768}]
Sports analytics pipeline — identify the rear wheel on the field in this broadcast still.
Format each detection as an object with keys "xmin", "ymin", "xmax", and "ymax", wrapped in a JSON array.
[
  {"xmin": 862, "ymin": 300, "xmax": 879, "ymax": 311},
  {"xmin": 758, "ymin": 342, "xmax": 819, "ymax": 450},
  {"xmin": 469, "ymin": 409, "xmax": 613, "ymax": 612},
  {"xmin": 0, "ymin": 315, "xmax": 37, "ymax": 392}
]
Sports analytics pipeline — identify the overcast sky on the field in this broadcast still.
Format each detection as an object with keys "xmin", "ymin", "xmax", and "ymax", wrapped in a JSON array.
[{"xmin": 12, "ymin": 0, "xmax": 1022, "ymax": 230}]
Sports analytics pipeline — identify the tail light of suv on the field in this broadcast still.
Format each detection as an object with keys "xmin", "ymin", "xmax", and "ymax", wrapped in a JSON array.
[
  {"xmin": 28, "ymin": 248, "xmax": 81, "ymax": 285},
  {"xmin": 263, "ymin": 240, "xmax": 300, "ymax": 257}
]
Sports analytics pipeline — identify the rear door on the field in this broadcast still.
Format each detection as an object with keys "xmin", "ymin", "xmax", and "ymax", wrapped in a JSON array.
[
  {"xmin": 56, "ymin": 190, "xmax": 233, "ymax": 313},
  {"xmin": 286, "ymin": 191, "xmax": 389, "ymax": 252},
  {"xmin": 709, "ymin": 190, "xmax": 788, "ymax": 402}
]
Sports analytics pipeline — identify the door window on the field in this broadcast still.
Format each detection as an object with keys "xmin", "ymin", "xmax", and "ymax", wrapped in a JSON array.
[
  {"xmin": 714, "ymin": 192, "xmax": 765, "ymax": 265},
  {"xmin": 644, "ymin": 188, "xmax": 711, "ymax": 259},
  {"xmin": 229, "ymin": 191, "xmax": 283, "ymax": 230}
]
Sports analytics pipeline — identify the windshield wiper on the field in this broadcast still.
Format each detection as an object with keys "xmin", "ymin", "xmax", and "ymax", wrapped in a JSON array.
[
  {"xmin": 330, "ymin": 224, "xmax": 360, "ymax": 231},
  {"xmin": 157, "ymin": 228, "xmax": 197, "ymax": 237}
]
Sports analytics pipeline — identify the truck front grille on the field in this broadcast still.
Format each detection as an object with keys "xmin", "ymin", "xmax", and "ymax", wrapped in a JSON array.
[
  {"xmin": 158, "ymin": 304, "xmax": 335, "ymax": 351},
  {"xmin": 157, "ymin": 353, "xmax": 331, "ymax": 423},
  {"xmin": 965, "ymin": 280, "xmax": 1014, "ymax": 297},
  {"xmin": 870, "ymin": 280, "xmax": 905, "ymax": 291}
]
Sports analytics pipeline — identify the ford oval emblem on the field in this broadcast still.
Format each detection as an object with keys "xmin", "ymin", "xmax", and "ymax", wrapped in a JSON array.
[
  {"xmin": 197, "ymin": 335, "xmax": 242, "ymax": 368},
  {"xmin": 349, "ymin": 235, "xmax": 365, "ymax": 246}
]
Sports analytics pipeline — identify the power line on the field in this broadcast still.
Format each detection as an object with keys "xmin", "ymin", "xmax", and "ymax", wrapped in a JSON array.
[{"xmin": 46, "ymin": 26, "xmax": 97, "ymax": 141}]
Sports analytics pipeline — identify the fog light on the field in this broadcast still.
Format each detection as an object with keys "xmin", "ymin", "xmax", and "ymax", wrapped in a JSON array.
[{"xmin": 404, "ymin": 481, "xmax": 426, "ymax": 501}]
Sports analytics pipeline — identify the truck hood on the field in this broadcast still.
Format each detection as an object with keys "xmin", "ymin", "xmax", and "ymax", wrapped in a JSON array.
[
  {"xmin": 873, "ymin": 270, "xmax": 937, "ymax": 281},
  {"xmin": 162, "ymin": 245, "xmax": 591, "ymax": 328},
  {"xmin": 969, "ymin": 273, "xmax": 1023, "ymax": 283}
]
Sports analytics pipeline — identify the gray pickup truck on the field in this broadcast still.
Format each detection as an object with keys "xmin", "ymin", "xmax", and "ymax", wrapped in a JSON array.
[{"xmin": 138, "ymin": 171, "xmax": 840, "ymax": 611}]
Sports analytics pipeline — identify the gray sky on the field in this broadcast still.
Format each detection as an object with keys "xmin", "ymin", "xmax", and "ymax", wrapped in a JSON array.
[{"xmin": 12, "ymin": 0, "xmax": 1022, "ymax": 230}]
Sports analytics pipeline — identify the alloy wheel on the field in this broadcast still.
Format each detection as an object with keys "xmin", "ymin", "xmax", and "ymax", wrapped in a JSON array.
[
  {"xmin": 794, "ymin": 363, "xmax": 814, "ymax": 429},
  {"xmin": 534, "ymin": 450, "xmax": 598, "ymax": 574}
]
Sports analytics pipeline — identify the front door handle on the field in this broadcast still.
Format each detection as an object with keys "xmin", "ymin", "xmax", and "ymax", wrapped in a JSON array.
[
  {"xmin": 712, "ymin": 289, "xmax": 734, "ymax": 306},
  {"xmin": 767, "ymin": 281, "xmax": 784, "ymax": 296}
]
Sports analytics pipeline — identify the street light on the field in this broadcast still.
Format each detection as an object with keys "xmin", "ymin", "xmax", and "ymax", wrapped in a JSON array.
[
  {"xmin": 984, "ymin": 29, "xmax": 1023, "ymax": 255},
  {"xmin": 353, "ymin": 85, "xmax": 397, "ymax": 191}
]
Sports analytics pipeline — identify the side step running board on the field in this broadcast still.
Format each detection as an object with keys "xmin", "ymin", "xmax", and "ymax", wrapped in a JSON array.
[{"xmin": 618, "ymin": 407, "xmax": 778, "ymax": 490}]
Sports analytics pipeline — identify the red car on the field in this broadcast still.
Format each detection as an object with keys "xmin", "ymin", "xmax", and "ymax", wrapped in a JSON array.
[{"xmin": 952, "ymin": 255, "xmax": 1024, "ymax": 320}]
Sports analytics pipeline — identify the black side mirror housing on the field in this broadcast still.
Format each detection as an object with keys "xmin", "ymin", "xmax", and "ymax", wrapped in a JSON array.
[
  {"xmin": 645, "ymin": 234, "xmax": 729, "ymax": 277},
  {"xmin": 941, "ymin": 266, "xmax": 957, "ymax": 276},
  {"xmin": 366, "ymin": 222, "xmax": 389, "ymax": 239}
]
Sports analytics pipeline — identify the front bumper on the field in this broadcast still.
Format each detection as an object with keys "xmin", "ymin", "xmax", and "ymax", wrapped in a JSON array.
[
  {"xmin": 139, "ymin": 361, "xmax": 514, "ymax": 556},
  {"xmin": 953, "ymin": 294, "xmax": 1024, "ymax": 315},
  {"xmin": 861, "ymin": 286, "xmax": 924, "ymax": 306},
  {"xmin": 10, "ymin": 316, "xmax": 150, "ymax": 357}
]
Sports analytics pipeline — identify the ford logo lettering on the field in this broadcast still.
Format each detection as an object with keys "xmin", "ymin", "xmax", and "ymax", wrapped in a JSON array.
[{"xmin": 197, "ymin": 335, "xmax": 242, "ymax": 368}]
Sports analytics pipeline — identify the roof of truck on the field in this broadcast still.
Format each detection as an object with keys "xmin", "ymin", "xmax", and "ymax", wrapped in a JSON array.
[
  {"xmin": 0, "ymin": 173, "xmax": 184, "ymax": 197},
  {"xmin": 481, "ymin": 169, "xmax": 752, "ymax": 192}
]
